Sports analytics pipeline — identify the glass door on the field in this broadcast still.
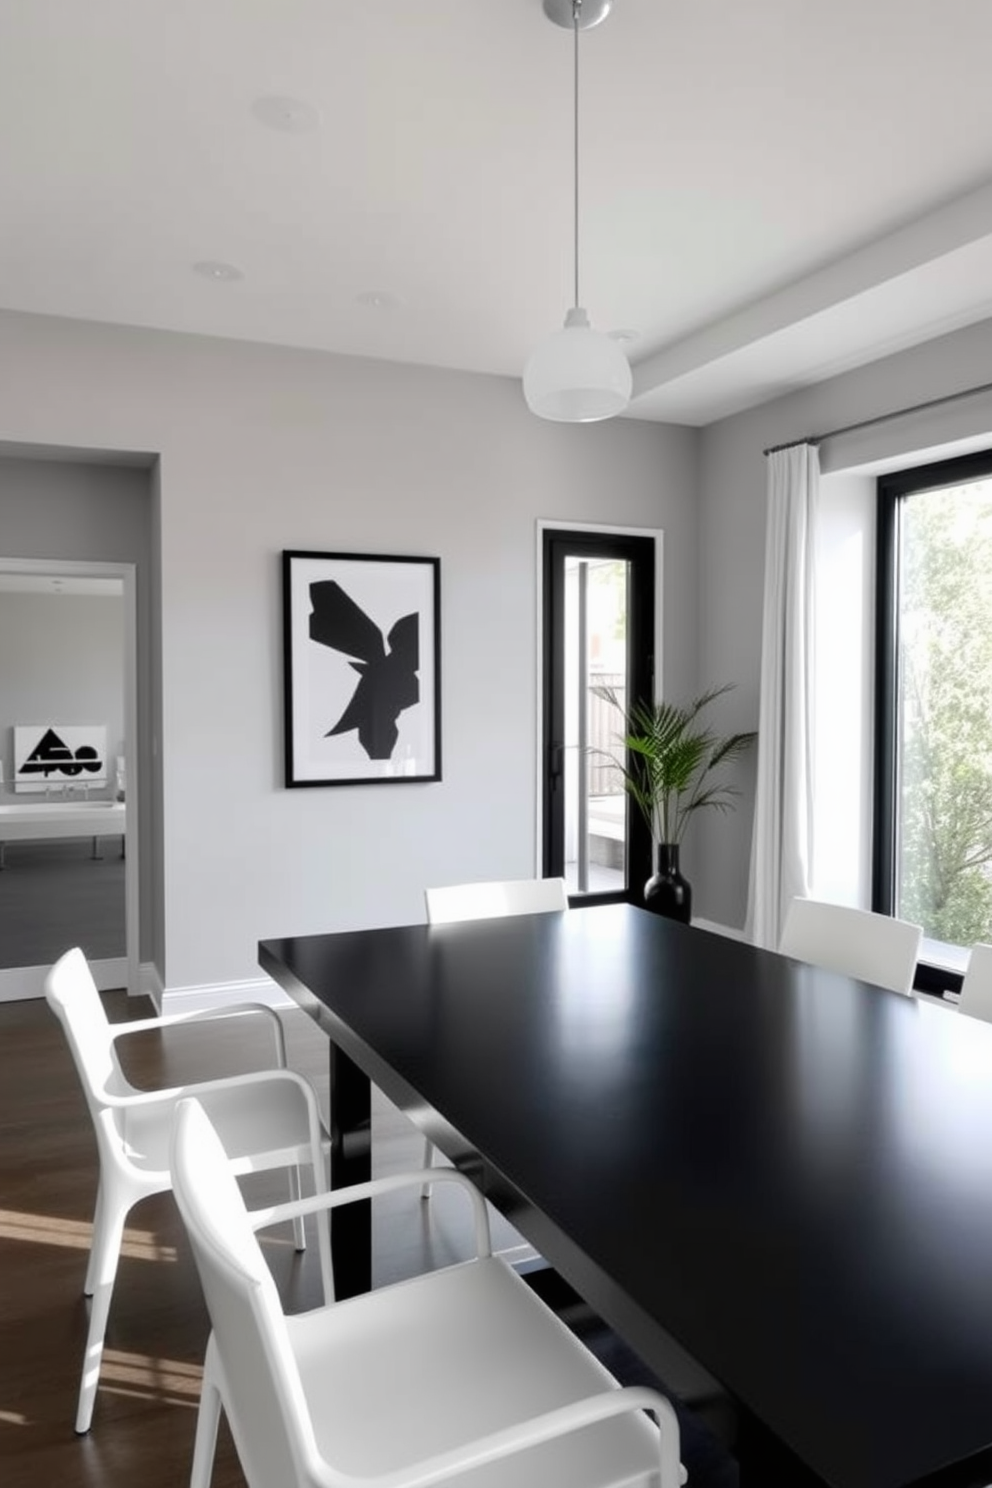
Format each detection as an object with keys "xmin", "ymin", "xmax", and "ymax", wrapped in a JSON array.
[{"xmin": 542, "ymin": 529, "xmax": 655, "ymax": 900}]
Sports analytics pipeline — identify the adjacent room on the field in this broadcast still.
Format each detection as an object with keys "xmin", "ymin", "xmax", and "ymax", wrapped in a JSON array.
[{"xmin": 5, "ymin": 4, "xmax": 992, "ymax": 1488}]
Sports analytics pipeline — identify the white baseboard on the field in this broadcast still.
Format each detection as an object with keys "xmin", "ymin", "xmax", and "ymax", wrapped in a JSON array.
[
  {"xmin": 691, "ymin": 917, "xmax": 748, "ymax": 941},
  {"xmin": 160, "ymin": 975, "xmax": 293, "ymax": 1015},
  {"xmin": 2, "ymin": 930, "xmax": 748, "ymax": 1010},
  {"xmin": 142, "ymin": 959, "xmax": 164, "ymax": 1011},
  {"xmin": 0, "ymin": 961, "xmax": 291, "ymax": 1011},
  {"xmin": 0, "ymin": 956, "xmax": 131, "ymax": 1002},
  {"xmin": 162, "ymin": 930, "xmax": 749, "ymax": 1012}
]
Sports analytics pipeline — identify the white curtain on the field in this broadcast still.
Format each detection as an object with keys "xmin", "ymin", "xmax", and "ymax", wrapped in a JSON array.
[{"xmin": 746, "ymin": 444, "xmax": 819, "ymax": 950}]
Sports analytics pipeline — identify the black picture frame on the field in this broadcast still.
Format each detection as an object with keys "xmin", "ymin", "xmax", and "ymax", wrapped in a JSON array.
[{"xmin": 282, "ymin": 550, "xmax": 441, "ymax": 787}]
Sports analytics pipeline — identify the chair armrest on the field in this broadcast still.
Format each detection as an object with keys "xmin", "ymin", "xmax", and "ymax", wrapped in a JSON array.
[
  {"xmin": 327, "ymin": 1387, "xmax": 684, "ymax": 1488},
  {"xmin": 250, "ymin": 1167, "xmax": 492, "ymax": 1261},
  {"xmin": 102, "ymin": 1065, "xmax": 324, "ymax": 1127},
  {"xmin": 109, "ymin": 1002, "xmax": 287, "ymax": 1065}
]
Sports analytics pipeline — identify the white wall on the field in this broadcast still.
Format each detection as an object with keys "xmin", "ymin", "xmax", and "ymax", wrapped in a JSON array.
[
  {"xmin": 0, "ymin": 310, "xmax": 698, "ymax": 994},
  {"xmin": 698, "ymin": 312, "xmax": 992, "ymax": 930}
]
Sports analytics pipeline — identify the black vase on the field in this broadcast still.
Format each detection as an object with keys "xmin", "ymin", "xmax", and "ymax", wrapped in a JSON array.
[{"xmin": 644, "ymin": 843, "xmax": 692, "ymax": 923}]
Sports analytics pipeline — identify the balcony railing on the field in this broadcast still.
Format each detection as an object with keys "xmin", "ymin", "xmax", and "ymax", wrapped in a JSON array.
[{"xmin": 587, "ymin": 671, "xmax": 625, "ymax": 796}]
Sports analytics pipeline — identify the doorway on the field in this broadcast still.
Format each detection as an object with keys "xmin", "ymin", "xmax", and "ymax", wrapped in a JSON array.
[
  {"xmin": 0, "ymin": 559, "xmax": 139, "ymax": 999},
  {"xmin": 540, "ymin": 525, "xmax": 658, "ymax": 900}
]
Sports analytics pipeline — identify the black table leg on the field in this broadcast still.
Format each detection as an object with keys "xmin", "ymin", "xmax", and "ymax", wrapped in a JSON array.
[{"xmin": 328, "ymin": 1040, "xmax": 372, "ymax": 1298}]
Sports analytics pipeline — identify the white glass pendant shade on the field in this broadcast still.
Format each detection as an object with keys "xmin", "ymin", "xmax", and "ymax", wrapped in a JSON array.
[
  {"xmin": 524, "ymin": 2, "xmax": 628, "ymax": 423},
  {"xmin": 524, "ymin": 307, "xmax": 632, "ymax": 422}
]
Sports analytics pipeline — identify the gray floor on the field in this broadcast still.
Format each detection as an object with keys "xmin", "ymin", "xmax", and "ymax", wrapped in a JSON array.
[{"xmin": 0, "ymin": 835, "xmax": 125, "ymax": 967}]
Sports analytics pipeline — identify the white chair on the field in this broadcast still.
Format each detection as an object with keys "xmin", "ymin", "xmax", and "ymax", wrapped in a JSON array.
[
  {"xmin": 959, "ymin": 943, "xmax": 992, "ymax": 1023},
  {"xmin": 421, "ymin": 876, "xmax": 568, "ymax": 1193},
  {"xmin": 44, "ymin": 946, "xmax": 332, "ymax": 1433},
  {"xmin": 778, "ymin": 897, "xmax": 922, "ymax": 996},
  {"xmin": 425, "ymin": 875, "xmax": 569, "ymax": 924},
  {"xmin": 171, "ymin": 1096, "xmax": 685, "ymax": 1488}
]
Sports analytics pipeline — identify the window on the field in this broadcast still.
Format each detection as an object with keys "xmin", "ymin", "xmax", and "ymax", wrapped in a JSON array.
[
  {"xmin": 875, "ymin": 449, "xmax": 992, "ymax": 981},
  {"xmin": 541, "ymin": 527, "xmax": 656, "ymax": 901}
]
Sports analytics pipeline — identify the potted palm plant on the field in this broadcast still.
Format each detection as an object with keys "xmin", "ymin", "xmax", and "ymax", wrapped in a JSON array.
[{"xmin": 593, "ymin": 684, "xmax": 756, "ymax": 922}]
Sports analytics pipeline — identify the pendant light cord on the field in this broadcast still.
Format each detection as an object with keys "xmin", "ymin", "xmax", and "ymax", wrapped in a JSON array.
[{"xmin": 573, "ymin": 0, "xmax": 580, "ymax": 309}]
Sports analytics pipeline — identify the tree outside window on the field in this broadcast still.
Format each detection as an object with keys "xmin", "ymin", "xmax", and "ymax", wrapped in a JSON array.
[{"xmin": 892, "ymin": 476, "xmax": 992, "ymax": 947}]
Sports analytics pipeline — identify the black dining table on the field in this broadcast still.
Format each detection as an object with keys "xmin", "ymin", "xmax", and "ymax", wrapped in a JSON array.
[{"xmin": 260, "ymin": 902, "xmax": 992, "ymax": 1488}]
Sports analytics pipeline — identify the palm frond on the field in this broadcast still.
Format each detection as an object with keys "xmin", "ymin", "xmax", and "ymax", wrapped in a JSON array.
[{"xmin": 591, "ymin": 683, "xmax": 756, "ymax": 845}]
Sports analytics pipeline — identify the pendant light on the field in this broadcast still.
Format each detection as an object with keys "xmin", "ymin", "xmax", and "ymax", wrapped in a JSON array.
[{"xmin": 523, "ymin": 0, "xmax": 631, "ymax": 423}]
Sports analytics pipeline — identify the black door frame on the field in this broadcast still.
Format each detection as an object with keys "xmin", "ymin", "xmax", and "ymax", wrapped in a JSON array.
[{"xmin": 540, "ymin": 525, "xmax": 658, "ymax": 903}]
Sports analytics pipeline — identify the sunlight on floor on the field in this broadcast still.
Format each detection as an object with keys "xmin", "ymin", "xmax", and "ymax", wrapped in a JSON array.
[
  {"xmin": 0, "ymin": 1358, "xmax": 202, "ymax": 1428},
  {"xmin": 0, "ymin": 1208, "xmax": 177, "ymax": 1262},
  {"xmin": 99, "ymin": 1347, "xmax": 202, "ymax": 1406}
]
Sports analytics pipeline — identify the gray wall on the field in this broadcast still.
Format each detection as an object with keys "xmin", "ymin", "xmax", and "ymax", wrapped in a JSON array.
[
  {"xmin": 0, "ymin": 589, "xmax": 124, "ymax": 800},
  {"xmin": 5, "ymin": 303, "xmax": 992, "ymax": 980},
  {"xmin": 0, "ymin": 311, "xmax": 697, "ymax": 993},
  {"xmin": 697, "ymin": 313, "xmax": 992, "ymax": 930}
]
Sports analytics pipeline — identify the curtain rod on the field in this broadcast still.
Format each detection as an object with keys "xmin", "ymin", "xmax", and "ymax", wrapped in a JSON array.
[{"xmin": 762, "ymin": 377, "xmax": 992, "ymax": 458}]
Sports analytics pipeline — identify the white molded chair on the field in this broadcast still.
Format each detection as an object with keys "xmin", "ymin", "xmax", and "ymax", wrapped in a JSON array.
[
  {"xmin": 425, "ymin": 875, "xmax": 569, "ymax": 925},
  {"xmin": 778, "ymin": 897, "xmax": 922, "ymax": 996},
  {"xmin": 44, "ymin": 946, "xmax": 332, "ymax": 1433},
  {"xmin": 421, "ymin": 876, "xmax": 568, "ymax": 1193},
  {"xmin": 959, "ymin": 943, "xmax": 992, "ymax": 1023},
  {"xmin": 171, "ymin": 1096, "xmax": 685, "ymax": 1488}
]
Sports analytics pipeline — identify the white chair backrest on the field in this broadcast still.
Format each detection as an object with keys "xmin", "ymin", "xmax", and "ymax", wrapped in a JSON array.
[
  {"xmin": 172, "ymin": 1098, "xmax": 315, "ymax": 1488},
  {"xmin": 959, "ymin": 943, "xmax": 992, "ymax": 1024},
  {"xmin": 44, "ymin": 945, "xmax": 130, "ymax": 1107},
  {"xmin": 778, "ymin": 897, "xmax": 922, "ymax": 996},
  {"xmin": 425, "ymin": 876, "xmax": 568, "ymax": 925}
]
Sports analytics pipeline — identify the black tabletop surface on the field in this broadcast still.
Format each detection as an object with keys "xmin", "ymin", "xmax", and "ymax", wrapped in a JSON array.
[{"xmin": 260, "ymin": 904, "xmax": 992, "ymax": 1488}]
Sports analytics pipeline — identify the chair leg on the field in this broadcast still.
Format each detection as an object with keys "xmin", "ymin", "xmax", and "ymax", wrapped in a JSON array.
[
  {"xmin": 83, "ymin": 1179, "xmax": 105, "ymax": 1296},
  {"xmin": 190, "ymin": 1341, "xmax": 223, "ymax": 1488},
  {"xmin": 420, "ymin": 1135, "xmax": 435, "ymax": 1201},
  {"xmin": 309, "ymin": 1146, "xmax": 334, "ymax": 1305},
  {"xmin": 289, "ymin": 1164, "xmax": 306, "ymax": 1252},
  {"xmin": 315, "ymin": 1202, "xmax": 334, "ymax": 1306},
  {"xmin": 75, "ymin": 1196, "xmax": 128, "ymax": 1433}
]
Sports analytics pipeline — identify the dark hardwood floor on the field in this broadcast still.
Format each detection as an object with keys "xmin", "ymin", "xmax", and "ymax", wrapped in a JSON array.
[
  {"xmin": 0, "ymin": 990, "xmax": 311, "ymax": 1488},
  {"xmin": 0, "ymin": 987, "xmax": 738, "ymax": 1488},
  {"xmin": 0, "ymin": 987, "xmax": 551, "ymax": 1488}
]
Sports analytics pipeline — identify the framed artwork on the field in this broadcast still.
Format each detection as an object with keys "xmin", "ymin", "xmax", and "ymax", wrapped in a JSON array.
[
  {"xmin": 282, "ymin": 550, "xmax": 441, "ymax": 787},
  {"xmin": 13, "ymin": 724, "xmax": 108, "ymax": 793}
]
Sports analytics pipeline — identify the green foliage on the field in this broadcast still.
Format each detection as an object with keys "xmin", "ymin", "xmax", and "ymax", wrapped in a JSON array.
[
  {"xmin": 898, "ymin": 483, "xmax": 992, "ymax": 944},
  {"xmin": 592, "ymin": 684, "xmax": 756, "ymax": 846},
  {"xmin": 588, "ymin": 560, "xmax": 627, "ymax": 643}
]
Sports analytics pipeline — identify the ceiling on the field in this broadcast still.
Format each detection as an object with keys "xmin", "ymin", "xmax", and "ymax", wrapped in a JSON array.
[{"xmin": 5, "ymin": 1, "xmax": 992, "ymax": 425}]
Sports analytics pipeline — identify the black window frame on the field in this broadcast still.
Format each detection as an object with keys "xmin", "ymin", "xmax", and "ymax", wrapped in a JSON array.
[{"xmin": 874, "ymin": 445, "xmax": 992, "ymax": 995}]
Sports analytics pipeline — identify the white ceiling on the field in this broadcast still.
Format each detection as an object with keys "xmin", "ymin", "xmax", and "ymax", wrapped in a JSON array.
[{"xmin": 5, "ymin": 0, "xmax": 992, "ymax": 425}]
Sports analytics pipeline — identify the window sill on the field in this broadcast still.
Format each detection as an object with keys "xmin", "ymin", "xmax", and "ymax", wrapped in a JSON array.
[{"xmin": 914, "ymin": 937, "xmax": 967, "ymax": 999}]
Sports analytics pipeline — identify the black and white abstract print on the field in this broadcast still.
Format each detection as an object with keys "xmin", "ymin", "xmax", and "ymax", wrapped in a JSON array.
[
  {"xmin": 307, "ymin": 579, "xmax": 419, "ymax": 760},
  {"xmin": 283, "ymin": 551, "xmax": 440, "ymax": 787}
]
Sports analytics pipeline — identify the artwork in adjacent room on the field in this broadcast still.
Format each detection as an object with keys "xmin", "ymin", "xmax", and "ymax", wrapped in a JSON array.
[
  {"xmin": 282, "ymin": 551, "xmax": 441, "ymax": 786},
  {"xmin": 13, "ymin": 724, "xmax": 108, "ymax": 792}
]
